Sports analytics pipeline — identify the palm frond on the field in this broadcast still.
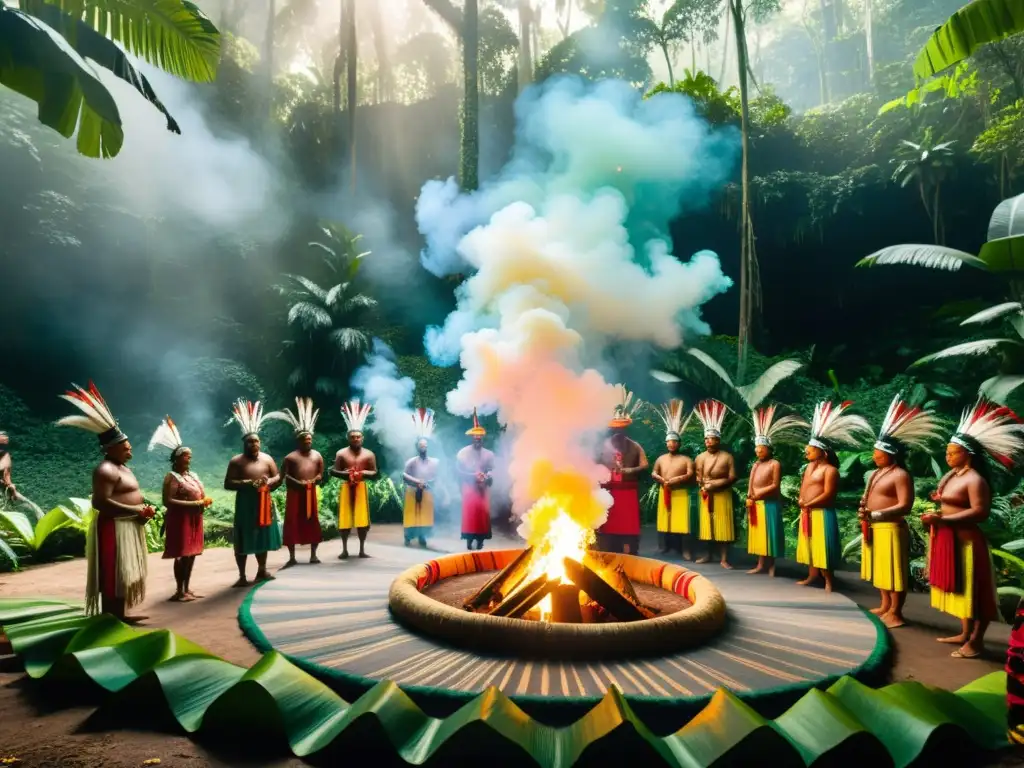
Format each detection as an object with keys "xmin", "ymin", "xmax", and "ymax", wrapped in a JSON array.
[
  {"xmin": 736, "ymin": 359, "xmax": 803, "ymax": 410},
  {"xmin": 911, "ymin": 338, "xmax": 1023, "ymax": 367},
  {"xmin": 650, "ymin": 369, "xmax": 683, "ymax": 383},
  {"xmin": 285, "ymin": 274, "xmax": 329, "ymax": 302},
  {"xmin": 960, "ymin": 301, "xmax": 1024, "ymax": 326},
  {"xmin": 989, "ymin": 193, "xmax": 1024, "ymax": 241},
  {"xmin": 342, "ymin": 294, "xmax": 378, "ymax": 312},
  {"xmin": 856, "ymin": 245, "xmax": 988, "ymax": 272},
  {"xmin": 286, "ymin": 367, "xmax": 306, "ymax": 388},
  {"xmin": 324, "ymin": 283, "xmax": 344, "ymax": 308},
  {"xmin": 286, "ymin": 302, "xmax": 332, "ymax": 331},
  {"xmin": 687, "ymin": 348, "xmax": 735, "ymax": 388},
  {"xmin": 329, "ymin": 328, "xmax": 370, "ymax": 353},
  {"xmin": 980, "ymin": 375, "xmax": 1024, "ymax": 404}
]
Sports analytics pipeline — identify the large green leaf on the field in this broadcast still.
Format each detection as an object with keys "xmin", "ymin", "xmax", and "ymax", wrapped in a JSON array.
[
  {"xmin": 913, "ymin": 0, "xmax": 1024, "ymax": 81},
  {"xmin": 27, "ymin": 0, "xmax": 221, "ymax": 82},
  {"xmin": 687, "ymin": 348, "xmax": 736, "ymax": 389},
  {"xmin": 736, "ymin": 359, "xmax": 803, "ymax": 410},
  {"xmin": 0, "ymin": 4, "xmax": 124, "ymax": 158},
  {"xmin": 856, "ymin": 245, "xmax": 989, "ymax": 272},
  {"xmin": 961, "ymin": 301, "xmax": 1023, "ymax": 326},
  {"xmin": 0, "ymin": 510, "xmax": 36, "ymax": 546},
  {"xmin": 980, "ymin": 375, "xmax": 1024, "ymax": 403},
  {"xmin": 979, "ymin": 234, "xmax": 1024, "ymax": 273},
  {"xmin": 912, "ymin": 338, "xmax": 1024, "ymax": 367},
  {"xmin": 31, "ymin": 505, "xmax": 76, "ymax": 550},
  {"xmin": 989, "ymin": 193, "xmax": 1024, "ymax": 241}
]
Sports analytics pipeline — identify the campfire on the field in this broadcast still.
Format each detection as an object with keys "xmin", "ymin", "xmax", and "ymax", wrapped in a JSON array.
[{"xmin": 462, "ymin": 513, "xmax": 657, "ymax": 623}]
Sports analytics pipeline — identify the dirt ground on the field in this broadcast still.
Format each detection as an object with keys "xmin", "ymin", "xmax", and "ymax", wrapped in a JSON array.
[{"xmin": 0, "ymin": 525, "xmax": 1018, "ymax": 767}]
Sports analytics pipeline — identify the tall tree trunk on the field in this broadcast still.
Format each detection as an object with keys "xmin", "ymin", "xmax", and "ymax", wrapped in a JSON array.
[
  {"xmin": 718, "ymin": 8, "xmax": 731, "ymax": 83},
  {"xmin": 730, "ymin": 0, "xmax": 755, "ymax": 378},
  {"xmin": 461, "ymin": 0, "xmax": 480, "ymax": 191},
  {"xmin": 369, "ymin": 0, "xmax": 393, "ymax": 101},
  {"xmin": 691, "ymin": 40, "xmax": 697, "ymax": 73},
  {"xmin": 819, "ymin": 0, "xmax": 834, "ymax": 102},
  {"xmin": 345, "ymin": 0, "xmax": 357, "ymax": 192},
  {"xmin": 517, "ymin": 0, "xmax": 534, "ymax": 93},
  {"xmin": 662, "ymin": 43, "xmax": 675, "ymax": 86},
  {"xmin": 864, "ymin": 0, "xmax": 874, "ymax": 85}
]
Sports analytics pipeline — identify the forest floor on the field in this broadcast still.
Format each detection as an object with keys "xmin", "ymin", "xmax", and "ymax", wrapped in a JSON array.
[{"xmin": 0, "ymin": 524, "xmax": 1019, "ymax": 767}]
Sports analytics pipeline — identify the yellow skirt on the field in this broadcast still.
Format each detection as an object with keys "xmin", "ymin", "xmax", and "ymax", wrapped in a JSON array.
[
  {"xmin": 403, "ymin": 487, "xmax": 434, "ymax": 529},
  {"xmin": 338, "ymin": 481, "xmax": 370, "ymax": 529},
  {"xmin": 657, "ymin": 488, "xmax": 691, "ymax": 534},
  {"xmin": 865, "ymin": 522, "xmax": 909, "ymax": 592},
  {"xmin": 796, "ymin": 508, "xmax": 841, "ymax": 570},
  {"xmin": 698, "ymin": 490, "xmax": 735, "ymax": 543}
]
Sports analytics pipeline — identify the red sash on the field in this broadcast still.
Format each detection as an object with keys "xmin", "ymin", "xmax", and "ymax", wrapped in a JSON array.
[
  {"xmin": 929, "ymin": 524, "xmax": 960, "ymax": 593},
  {"xmin": 861, "ymin": 518, "xmax": 872, "ymax": 545},
  {"xmin": 747, "ymin": 499, "xmax": 757, "ymax": 526},
  {"xmin": 305, "ymin": 484, "xmax": 315, "ymax": 519},
  {"xmin": 349, "ymin": 470, "xmax": 363, "ymax": 508},
  {"xmin": 801, "ymin": 508, "xmax": 811, "ymax": 537},
  {"xmin": 257, "ymin": 486, "xmax": 273, "ymax": 527},
  {"xmin": 662, "ymin": 484, "xmax": 672, "ymax": 513}
]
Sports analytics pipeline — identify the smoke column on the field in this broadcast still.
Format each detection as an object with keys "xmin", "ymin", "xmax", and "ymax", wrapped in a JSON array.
[
  {"xmin": 415, "ymin": 76, "xmax": 736, "ymax": 546},
  {"xmin": 349, "ymin": 339, "xmax": 420, "ymax": 464}
]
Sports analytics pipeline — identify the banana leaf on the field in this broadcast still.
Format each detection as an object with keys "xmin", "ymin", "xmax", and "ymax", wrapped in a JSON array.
[{"xmin": 914, "ymin": 0, "xmax": 1024, "ymax": 81}]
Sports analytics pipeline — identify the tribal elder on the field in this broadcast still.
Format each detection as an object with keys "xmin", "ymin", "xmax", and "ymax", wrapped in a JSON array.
[
  {"xmin": 149, "ymin": 416, "xmax": 212, "ymax": 602},
  {"xmin": 331, "ymin": 399, "xmax": 377, "ymax": 559},
  {"xmin": 457, "ymin": 409, "xmax": 494, "ymax": 551},
  {"xmin": 57, "ymin": 382, "xmax": 155, "ymax": 623},
  {"xmin": 650, "ymin": 399, "xmax": 694, "ymax": 558},
  {"xmin": 859, "ymin": 396, "xmax": 942, "ymax": 628},
  {"xmin": 224, "ymin": 400, "xmax": 283, "ymax": 586},
  {"xmin": 597, "ymin": 386, "xmax": 647, "ymax": 555},
  {"xmin": 746, "ymin": 405, "xmax": 806, "ymax": 576},
  {"xmin": 797, "ymin": 400, "xmax": 872, "ymax": 593},
  {"xmin": 924, "ymin": 398, "xmax": 1024, "ymax": 659},
  {"xmin": 694, "ymin": 400, "xmax": 737, "ymax": 568},
  {"xmin": 267, "ymin": 397, "xmax": 324, "ymax": 568},
  {"xmin": 403, "ymin": 408, "xmax": 440, "ymax": 548}
]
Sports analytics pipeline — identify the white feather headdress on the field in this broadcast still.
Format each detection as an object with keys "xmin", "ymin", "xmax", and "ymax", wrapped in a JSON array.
[
  {"xmin": 412, "ymin": 408, "xmax": 436, "ymax": 440},
  {"xmin": 875, "ymin": 395, "xmax": 944, "ymax": 455},
  {"xmin": 653, "ymin": 399, "xmax": 690, "ymax": 440},
  {"xmin": 753, "ymin": 404, "xmax": 808, "ymax": 447},
  {"xmin": 56, "ymin": 382, "xmax": 127, "ymax": 448},
  {"xmin": 609, "ymin": 385, "xmax": 644, "ymax": 428},
  {"xmin": 229, "ymin": 399, "xmax": 266, "ymax": 439},
  {"xmin": 341, "ymin": 399, "xmax": 372, "ymax": 434},
  {"xmin": 148, "ymin": 416, "xmax": 188, "ymax": 459},
  {"xmin": 266, "ymin": 397, "xmax": 320, "ymax": 437},
  {"xmin": 809, "ymin": 400, "xmax": 872, "ymax": 451},
  {"xmin": 950, "ymin": 398, "xmax": 1024, "ymax": 469},
  {"xmin": 694, "ymin": 399, "xmax": 727, "ymax": 438}
]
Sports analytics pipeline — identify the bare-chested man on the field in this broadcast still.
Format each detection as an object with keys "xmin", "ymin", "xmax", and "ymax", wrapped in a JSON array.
[
  {"xmin": 403, "ymin": 409, "xmax": 439, "ymax": 548},
  {"xmin": 650, "ymin": 400, "xmax": 694, "ymax": 558},
  {"xmin": 693, "ymin": 400, "xmax": 737, "ymax": 568},
  {"xmin": 597, "ymin": 388, "xmax": 647, "ymax": 555},
  {"xmin": 224, "ymin": 400, "xmax": 283, "ymax": 586},
  {"xmin": 267, "ymin": 398, "xmax": 324, "ymax": 568},
  {"xmin": 332, "ymin": 399, "xmax": 377, "ymax": 559},
  {"xmin": 924, "ymin": 399, "xmax": 1024, "ymax": 659},
  {"xmin": 797, "ymin": 401, "xmax": 872, "ymax": 593},
  {"xmin": 458, "ymin": 410, "xmax": 495, "ymax": 551},
  {"xmin": 0, "ymin": 431, "xmax": 17, "ymax": 503},
  {"xmin": 57, "ymin": 382, "xmax": 154, "ymax": 623}
]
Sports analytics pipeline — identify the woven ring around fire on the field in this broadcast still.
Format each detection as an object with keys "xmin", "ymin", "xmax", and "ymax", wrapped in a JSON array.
[{"xmin": 388, "ymin": 550, "xmax": 727, "ymax": 660}]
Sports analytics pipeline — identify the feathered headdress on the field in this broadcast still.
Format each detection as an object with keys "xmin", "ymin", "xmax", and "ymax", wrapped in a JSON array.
[
  {"xmin": 148, "ymin": 416, "xmax": 188, "ymax": 461},
  {"xmin": 266, "ymin": 397, "xmax": 319, "ymax": 437},
  {"xmin": 694, "ymin": 399, "xmax": 727, "ymax": 438},
  {"xmin": 466, "ymin": 408, "xmax": 486, "ymax": 437},
  {"xmin": 229, "ymin": 399, "xmax": 266, "ymax": 440},
  {"xmin": 56, "ymin": 382, "xmax": 127, "ymax": 449},
  {"xmin": 809, "ymin": 401, "xmax": 872, "ymax": 452},
  {"xmin": 950, "ymin": 397, "xmax": 1024, "ymax": 469},
  {"xmin": 875, "ymin": 395, "xmax": 944, "ymax": 456},
  {"xmin": 753, "ymin": 404, "xmax": 808, "ymax": 447},
  {"xmin": 609, "ymin": 385, "xmax": 644, "ymax": 429},
  {"xmin": 412, "ymin": 408, "xmax": 436, "ymax": 441},
  {"xmin": 654, "ymin": 399, "xmax": 690, "ymax": 441},
  {"xmin": 341, "ymin": 399, "xmax": 372, "ymax": 435}
]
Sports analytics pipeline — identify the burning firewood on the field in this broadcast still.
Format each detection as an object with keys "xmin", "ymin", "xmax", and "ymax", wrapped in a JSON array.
[
  {"xmin": 462, "ymin": 547, "xmax": 535, "ymax": 611},
  {"xmin": 561, "ymin": 557, "xmax": 645, "ymax": 622}
]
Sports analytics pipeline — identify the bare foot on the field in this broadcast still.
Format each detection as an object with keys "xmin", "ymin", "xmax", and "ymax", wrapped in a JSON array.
[
  {"xmin": 123, "ymin": 616, "xmax": 149, "ymax": 625},
  {"xmin": 747, "ymin": 566, "xmax": 764, "ymax": 574},
  {"xmin": 358, "ymin": 552, "xmax": 371, "ymax": 559},
  {"xmin": 339, "ymin": 551, "xmax": 349, "ymax": 560},
  {"xmin": 720, "ymin": 561, "xmax": 733, "ymax": 570},
  {"xmin": 695, "ymin": 557, "xmax": 710, "ymax": 564},
  {"xmin": 232, "ymin": 577, "xmax": 249, "ymax": 588},
  {"xmin": 768, "ymin": 565, "xmax": 776, "ymax": 577},
  {"xmin": 882, "ymin": 614, "xmax": 905, "ymax": 629},
  {"xmin": 823, "ymin": 580, "xmax": 833, "ymax": 594},
  {"xmin": 683, "ymin": 553, "xmax": 692, "ymax": 562},
  {"xmin": 255, "ymin": 572, "xmax": 275, "ymax": 582},
  {"xmin": 185, "ymin": 591, "xmax": 204, "ymax": 599},
  {"xmin": 937, "ymin": 634, "xmax": 969, "ymax": 644},
  {"xmin": 280, "ymin": 559, "xmax": 298, "ymax": 570},
  {"xmin": 952, "ymin": 643, "xmax": 983, "ymax": 659},
  {"xmin": 169, "ymin": 592, "xmax": 186, "ymax": 602},
  {"xmin": 309, "ymin": 556, "xmax": 321, "ymax": 564},
  {"xmin": 869, "ymin": 607, "xmax": 886, "ymax": 615},
  {"xmin": 796, "ymin": 578, "xmax": 812, "ymax": 586}
]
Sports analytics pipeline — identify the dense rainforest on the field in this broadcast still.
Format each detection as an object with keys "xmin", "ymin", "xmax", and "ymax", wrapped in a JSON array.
[{"xmin": 1, "ymin": 0, "xmax": 1023, "ymax": 608}]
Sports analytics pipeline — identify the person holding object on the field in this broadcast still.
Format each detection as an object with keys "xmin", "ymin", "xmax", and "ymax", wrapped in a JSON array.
[
  {"xmin": 650, "ymin": 399, "xmax": 695, "ymax": 558},
  {"xmin": 57, "ymin": 382, "xmax": 154, "ymax": 622},
  {"xmin": 331, "ymin": 399, "xmax": 377, "ymax": 559},
  {"xmin": 597, "ymin": 386, "xmax": 647, "ymax": 554},
  {"xmin": 694, "ymin": 400, "xmax": 737, "ymax": 568}
]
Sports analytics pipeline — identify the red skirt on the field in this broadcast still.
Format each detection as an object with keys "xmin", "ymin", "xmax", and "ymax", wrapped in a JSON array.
[
  {"xmin": 461, "ymin": 483, "xmax": 491, "ymax": 536},
  {"xmin": 283, "ymin": 486, "xmax": 323, "ymax": 546},
  {"xmin": 599, "ymin": 482, "xmax": 640, "ymax": 536},
  {"xmin": 162, "ymin": 505, "xmax": 204, "ymax": 559},
  {"xmin": 98, "ymin": 514, "xmax": 117, "ymax": 597}
]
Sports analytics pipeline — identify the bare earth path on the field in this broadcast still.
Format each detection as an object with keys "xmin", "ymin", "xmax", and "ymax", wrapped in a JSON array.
[{"xmin": 0, "ymin": 525, "xmax": 1017, "ymax": 767}]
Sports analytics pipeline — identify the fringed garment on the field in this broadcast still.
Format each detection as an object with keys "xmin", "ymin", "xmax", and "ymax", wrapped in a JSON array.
[
  {"xmin": 283, "ymin": 484, "xmax": 323, "ymax": 546},
  {"xmin": 796, "ymin": 507, "xmax": 842, "ymax": 570},
  {"xmin": 461, "ymin": 483, "xmax": 492, "ymax": 540},
  {"xmin": 403, "ymin": 485, "xmax": 434, "ymax": 542},
  {"xmin": 928, "ymin": 522, "xmax": 998, "ymax": 621},
  {"xmin": 233, "ymin": 486, "xmax": 282, "ymax": 555},
  {"xmin": 85, "ymin": 511, "xmax": 148, "ymax": 616},
  {"xmin": 163, "ymin": 471, "xmax": 205, "ymax": 559},
  {"xmin": 656, "ymin": 486, "xmax": 695, "ymax": 535},
  {"xmin": 338, "ymin": 480, "xmax": 370, "ymax": 530},
  {"xmin": 747, "ymin": 499, "xmax": 785, "ymax": 558},
  {"xmin": 861, "ymin": 520, "xmax": 909, "ymax": 592},
  {"xmin": 698, "ymin": 490, "xmax": 736, "ymax": 543}
]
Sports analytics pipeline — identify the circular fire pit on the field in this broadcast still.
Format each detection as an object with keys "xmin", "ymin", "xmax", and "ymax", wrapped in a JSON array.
[{"xmin": 388, "ymin": 549, "xmax": 727, "ymax": 660}]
